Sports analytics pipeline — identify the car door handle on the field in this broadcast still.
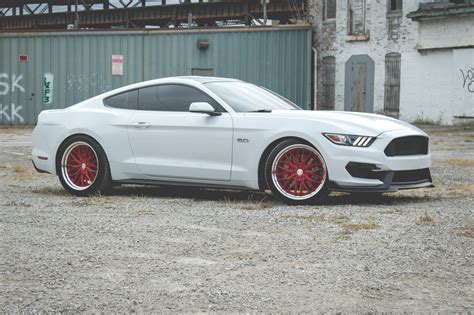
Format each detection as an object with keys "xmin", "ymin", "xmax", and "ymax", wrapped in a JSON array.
[{"xmin": 131, "ymin": 122, "xmax": 151, "ymax": 128}]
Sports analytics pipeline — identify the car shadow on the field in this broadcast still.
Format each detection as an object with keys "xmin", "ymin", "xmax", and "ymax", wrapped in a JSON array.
[{"xmin": 110, "ymin": 185, "xmax": 436, "ymax": 206}]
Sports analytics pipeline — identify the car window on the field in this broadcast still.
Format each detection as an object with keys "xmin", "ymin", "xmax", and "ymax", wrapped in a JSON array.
[
  {"xmin": 204, "ymin": 81, "xmax": 301, "ymax": 112},
  {"xmin": 103, "ymin": 89, "xmax": 138, "ymax": 110},
  {"xmin": 138, "ymin": 84, "xmax": 223, "ymax": 112}
]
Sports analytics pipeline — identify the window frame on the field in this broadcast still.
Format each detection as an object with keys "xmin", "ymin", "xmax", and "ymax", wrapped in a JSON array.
[
  {"xmin": 323, "ymin": 0, "xmax": 337, "ymax": 21},
  {"xmin": 347, "ymin": 0, "xmax": 367, "ymax": 36},
  {"xmin": 387, "ymin": 0, "xmax": 402, "ymax": 16},
  {"xmin": 137, "ymin": 83, "xmax": 227, "ymax": 113}
]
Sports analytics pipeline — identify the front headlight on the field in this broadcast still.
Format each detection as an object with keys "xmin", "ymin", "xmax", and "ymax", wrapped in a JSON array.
[{"xmin": 323, "ymin": 133, "xmax": 375, "ymax": 147}]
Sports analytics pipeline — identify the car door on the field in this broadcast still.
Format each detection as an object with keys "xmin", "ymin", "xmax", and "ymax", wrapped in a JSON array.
[{"xmin": 127, "ymin": 84, "xmax": 233, "ymax": 182}]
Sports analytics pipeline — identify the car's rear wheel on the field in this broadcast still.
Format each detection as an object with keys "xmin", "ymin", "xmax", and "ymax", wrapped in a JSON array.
[
  {"xmin": 265, "ymin": 139, "xmax": 328, "ymax": 205},
  {"xmin": 56, "ymin": 135, "xmax": 112, "ymax": 196}
]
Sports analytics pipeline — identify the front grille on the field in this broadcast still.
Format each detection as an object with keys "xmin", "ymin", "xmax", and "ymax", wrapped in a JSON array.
[
  {"xmin": 392, "ymin": 168, "xmax": 431, "ymax": 184},
  {"xmin": 384, "ymin": 136, "xmax": 428, "ymax": 157}
]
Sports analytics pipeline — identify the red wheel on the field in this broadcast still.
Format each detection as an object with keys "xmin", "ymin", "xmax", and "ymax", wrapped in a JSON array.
[
  {"xmin": 265, "ymin": 140, "xmax": 328, "ymax": 205},
  {"xmin": 56, "ymin": 135, "xmax": 112, "ymax": 196},
  {"xmin": 61, "ymin": 142, "xmax": 99, "ymax": 190}
]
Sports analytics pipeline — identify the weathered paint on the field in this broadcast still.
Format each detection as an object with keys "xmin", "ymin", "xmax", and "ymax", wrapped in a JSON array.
[
  {"xmin": 0, "ymin": 26, "xmax": 312, "ymax": 125},
  {"xmin": 308, "ymin": 0, "xmax": 474, "ymax": 125}
]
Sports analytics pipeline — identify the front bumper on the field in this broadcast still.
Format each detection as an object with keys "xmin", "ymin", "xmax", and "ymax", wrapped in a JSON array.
[
  {"xmin": 324, "ymin": 129, "xmax": 433, "ymax": 192},
  {"xmin": 329, "ymin": 167, "xmax": 434, "ymax": 192}
]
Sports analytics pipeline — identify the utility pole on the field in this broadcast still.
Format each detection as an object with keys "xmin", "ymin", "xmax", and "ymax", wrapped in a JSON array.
[
  {"xmin": 74, "ymin": 0, "xmax": 79, "ymax": 29},
  {"xmin": 261, "ymin": 0, "xmax": 269, "ymax": 25}
]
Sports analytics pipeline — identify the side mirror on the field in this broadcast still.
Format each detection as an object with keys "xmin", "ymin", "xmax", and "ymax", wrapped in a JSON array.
[{"xmin": 189, "ymin": 102, "xmax": 221, "ymax": 116}]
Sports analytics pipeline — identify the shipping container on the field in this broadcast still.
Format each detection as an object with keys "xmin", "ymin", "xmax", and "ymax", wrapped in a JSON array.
[{"xmin": 0, "ymin": 25, "xmax": 312, "ymax": 125}]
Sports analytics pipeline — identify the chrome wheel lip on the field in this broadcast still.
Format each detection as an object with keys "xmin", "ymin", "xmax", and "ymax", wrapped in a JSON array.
[
  {"xmin": 61, "ymin": 141, "xmax": 99, "ymax": 191},
  {"xmin": 271, "ymin": 144, "xmax": 327, "ymax": 201}
]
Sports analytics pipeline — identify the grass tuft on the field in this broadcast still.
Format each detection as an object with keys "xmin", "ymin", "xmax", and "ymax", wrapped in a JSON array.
[
  {"xmin": 342, "ymin": 223, "xmax": 379, "ymax": 231},
  {"xmin": 329, "ymin": 214, "xmax": 351, "ymax": 224},
  {"xmin": 282, "ymin": 214, "xmax": 326, "ymax": 222},
  {"xmin": 32, "ymin": 186, "xmax": 69, "ymax": 196},
  {"xmin": 416, "ymin": 210, "xmax": 435, "ymax": 225},
  {"xmin": 436, "ymin": 159, "xmax": 474, "ymax": 168}
]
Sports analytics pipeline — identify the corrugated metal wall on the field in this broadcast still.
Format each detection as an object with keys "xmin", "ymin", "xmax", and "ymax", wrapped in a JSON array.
[{"xmin": 0, "ymin": 26, "xmax": 312, "ymax": 125}]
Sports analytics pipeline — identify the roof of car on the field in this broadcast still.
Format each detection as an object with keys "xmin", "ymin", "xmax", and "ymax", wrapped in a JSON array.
[{"xmin": 171, "ymin": 76, "xmax": 241, "ymax": 83}]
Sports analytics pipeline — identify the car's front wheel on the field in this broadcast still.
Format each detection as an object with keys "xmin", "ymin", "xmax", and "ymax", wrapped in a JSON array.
[
  {"xmin": 265, "ymin": 139, "xmax": 328, "ymax": 205},
  {"xmin": 56, "ymin": 135, "xmax": 112, "ymax": 196}
]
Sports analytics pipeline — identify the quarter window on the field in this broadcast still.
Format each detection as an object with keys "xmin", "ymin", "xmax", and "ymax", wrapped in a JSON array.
[
  {"xmin": 138, "ymin": 84, "xmax": 221, "ymax": 112},
  {"xmin": 104, "ymin": 89, "xmax": 138, "ymax": 110}
]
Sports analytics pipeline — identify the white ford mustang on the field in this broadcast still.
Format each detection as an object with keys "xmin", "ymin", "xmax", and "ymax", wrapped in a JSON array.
[{"xmin": 32, "ymin": 76, "xmax": 433, "ymax": 205}]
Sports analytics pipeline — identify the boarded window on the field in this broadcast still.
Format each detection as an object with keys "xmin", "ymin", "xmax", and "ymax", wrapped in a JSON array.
[
  {"xmin": 384, "ymin": 53, "xmax": 401, "ymax": 118},
  {"xmin": 347, "ymin": 0, "xmax": 366, "ymax": 35},
  {"xmin": 322, "ymin": 56, "xmax": 336, "ymax": 110},
  {"xmin": 323, "ymin": 0, "xmax": 336, "ymax": 20}
]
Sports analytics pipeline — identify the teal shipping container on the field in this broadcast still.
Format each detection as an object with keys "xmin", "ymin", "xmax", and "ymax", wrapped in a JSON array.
[{"xmin": 0, "ymin": 25, "xmax": 312, "ymax": 125}]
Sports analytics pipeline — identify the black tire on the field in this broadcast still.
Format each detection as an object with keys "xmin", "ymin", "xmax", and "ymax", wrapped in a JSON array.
[
  {"xmin": 56, "ymin": 135, "xmax": 113, "ymax": 197},
  {"xmin": 264, "ymin": 139, "xmax": 329, "ymax": 205}
]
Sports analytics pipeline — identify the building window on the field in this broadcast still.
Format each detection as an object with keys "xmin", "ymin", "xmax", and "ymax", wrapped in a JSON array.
[
  {"xmin": 322, "ymin": 56, "xmax": 336, "ymax": 110},
  {"xmin": 323, "ymin": 0, "xmax": 337, "ymax": 20},
  {"xmin": 388, "ymin": 0, "xmax": 402, "ymax": 14},
  {"xmin": 347, "ymin": 0, "xmax": 366, "ymax": 35},
  {"xmin": 384, "ymin": 53, "xmax": 401, "ymax": 118}
]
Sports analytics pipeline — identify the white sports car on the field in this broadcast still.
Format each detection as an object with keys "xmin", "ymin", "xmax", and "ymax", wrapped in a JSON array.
[{"xmin": 32, "ymin": 76, "xmax": 433, "ymax": 205}]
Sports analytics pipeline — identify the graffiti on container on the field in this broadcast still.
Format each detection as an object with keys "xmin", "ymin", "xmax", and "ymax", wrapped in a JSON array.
[
  {"xmin": 66, "ymin": 73, "xmax": 111, "ymax": 93},
  {"xmin": 460, "ymin": 67, "xmax": 474, "ymax": 93},
  {"xmin": 0, "ymin": 73, "xmax": 25, "ymax": 123}
]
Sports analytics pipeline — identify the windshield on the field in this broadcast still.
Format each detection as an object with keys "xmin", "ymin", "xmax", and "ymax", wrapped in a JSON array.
[{"xmin": 204, "ymin": 81, "xmax": 302, "ymax": 112}]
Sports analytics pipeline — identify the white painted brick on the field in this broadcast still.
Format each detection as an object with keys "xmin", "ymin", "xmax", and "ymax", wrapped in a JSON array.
[{"xmin": 308, "ymin": 0, "xmax": 474, "ymax": 124}]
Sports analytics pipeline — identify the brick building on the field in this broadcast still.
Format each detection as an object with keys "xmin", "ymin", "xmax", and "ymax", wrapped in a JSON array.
[{"xmin": 308, "ymin": 0, "xmax": 474, "ymax": 124}]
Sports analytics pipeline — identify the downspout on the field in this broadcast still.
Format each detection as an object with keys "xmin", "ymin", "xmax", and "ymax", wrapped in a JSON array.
[{"xmin": 312, "ymin": 46, "xmax": 318, "ymax": 110}]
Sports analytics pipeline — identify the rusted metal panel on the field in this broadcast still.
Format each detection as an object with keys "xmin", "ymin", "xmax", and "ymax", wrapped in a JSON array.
[
  {"xmin": 0, "ymin": 0, "xmax": 305, "ymax": 30},
  {"xmin": 0, "ymin": 26, "xmax": 312, "ymax": 125}
]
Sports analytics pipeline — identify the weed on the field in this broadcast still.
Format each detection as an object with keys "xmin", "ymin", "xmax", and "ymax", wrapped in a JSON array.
[
  {"xmin": 416, "ymin": 210, "xmax": 435, "ymax": 225},
  {"xmin": 436, "ymin": 159, "xmax": 474, "ymax": 167},
  {"xmin": 240, "ymin": 201, "xmax": 272, "ymax": 210},
  {"xmin": 342, "ymin": 223, "xmax": 379, "ymax": 231},
  {"xmin": 335, "ymin": 229, "xmax": 352, "ymax": 241},
  {"xmin": 413, "ymin": 118, "xmax": 440, "ymax": 126},
  {"xmin": 282, "ymin": 214, "xmax": 326, "ymax": 222},
  {"xmin": 32, "ymin": 186, "xmax": 69, "ymax": 196},
  {"xmin": 4, "ymin": 200, "xmax": 32, "ymax": 207},
  {"xmin": 329, "ymin": 214, "xmax": 351, "ymax": 224},
  {"xmin": 223, "ymin": 194, "xmax": 274, "ymax": 210},
  {"xmin": 135, "ymin": 207, "xmax": 156, "ymax": 216},
  {"xmin": 76, "ymin": 194, "xmax": 108, "ymax": 206},
  {"xmin": 379, "ymin": 208, "xmax": 403, "ymax": 215}
]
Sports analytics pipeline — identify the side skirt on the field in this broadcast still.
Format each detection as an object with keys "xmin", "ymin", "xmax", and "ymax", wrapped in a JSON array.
[{"xmin": 115, "ymin": 178, "xmax": 255, "ymax": 192}]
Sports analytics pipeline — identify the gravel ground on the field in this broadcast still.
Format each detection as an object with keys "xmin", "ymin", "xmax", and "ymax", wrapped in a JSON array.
[{"xmin": 1, "ymin": 126, "xmax": 473, "ymax": 313}]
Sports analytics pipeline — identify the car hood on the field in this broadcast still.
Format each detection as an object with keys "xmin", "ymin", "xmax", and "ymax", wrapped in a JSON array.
[{"xmin": 267, "ymin": 110, "xmax": 426, "ymax": 137}]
